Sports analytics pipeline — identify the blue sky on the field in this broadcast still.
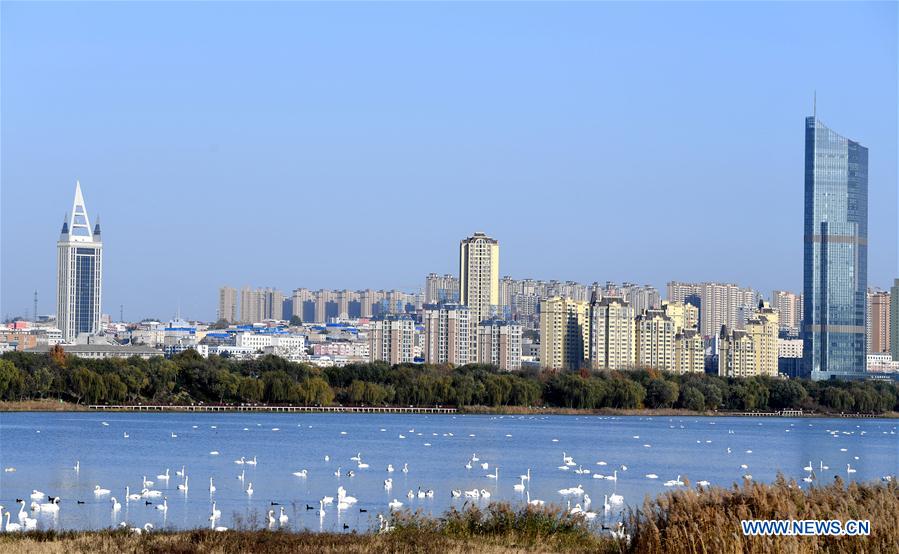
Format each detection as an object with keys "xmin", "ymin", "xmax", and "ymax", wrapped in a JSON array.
[{"xmin": 1, "ymin": 2, "xmax": 896, "ymax": 321}]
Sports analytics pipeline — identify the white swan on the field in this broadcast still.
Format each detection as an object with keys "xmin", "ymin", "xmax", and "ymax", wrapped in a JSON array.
[
  {"xmin": 155, "ymin": 498, "xmax": 168, "ymax": 512},
  {"xmin": 663, "ymin": 475, "xmax": 684, "ymax": 487},
  {"xmin": 246, "ymin": 482, "xmax": 254, "ymax": 495},
  {"xmin": 388, "ymin": 498, "xmax": 403, "ymax": 509},
  {"xmin": 513, "ymin": 476, "xmax": 526, "ymax": 492},
  {"xmin": 5, "ymin": 511, "xmax": 22, "ymax": 532},
  {"xmin": 803, "ymin": 461, "xmax": 813, "ymax": 472},
  {"xmin": 246, "ymin": 456, "xmax": 258, "ymax": 466},
  {"xmin": 480, "ymin": 489, "xmax": 491, "ymax": 498},
  {"xmin": 142, "ymin": 488, "xmax": 162, "ymax": 498},
  {"xmin": 131, "ymin": 522, "xmax": 154, "ymax": 534},
  {"xmin": 38, "ymin": 497, "xmax": 61, "ymax": 512},
  {"xmin": 176, "ymin": 465, "xmax": 186, "ymax": 477},
  {"xmin": 519, "ymin": 469, "xmax": 531, "ymax": 481},
  {"xmin": 384, "ymin": 478, "xmax": 393, "ymax": 490},
  {"xmin": 606, "ymin": 470, "xmax": 618, "ymax": 482},
  {"xmin": 645, "ymin": 474, "xmax": 659, "ymax": 479},
  {"xmin": 94, "ymin": 485, "xmax": 111, "ymax": 496},
  {"xmin": 609, "ymin": 493, "xmax": 624, "ymax": 505},
  {"xmin": 30, "ymin": 490, "xmax": 45, "ymax": 501},
  {"xmin": 235, "ymin": 456, "xmax": 246, "ymax": 465},
  {"xmin": 237, "ymin": 470, "xmax": 245, "ymax": 482},
  {"xmin": 143, "ymin": 476, "xmax": 154, "ymax": 488},
  {"xmin": 847, "ymin": 464, "xmax": 857, "ymax": 474},
  {"xmin": 292, "ymin": 469, "xmax": 308, "ymax": 478},
  {"xmin": 178, "ymin": 476, "xmax": 189, "ymax": 492},
  {"xmin": 402, "ymin": 463, "xmax": 409, "ymax": 474},
  {"xmin": 209, "ymin": 502, "xmax": 221, "ymax": 521},
  {"xmin": 279, "ymin": 506, "xmax": 288, "ymax": 524},
  {"xmin": 603, "ymin": 495, "xmax": 611, "ymax": 512},
  {"xmin": 386, "ymin": 464, "xmax": 394, "ymax": 473},
  {"xmin": 451, "ymin": 489, "xmax": 461, "ymax": 498},
  {"xmin": 111, "ymin": 497, "xmax": 121, "ymax": 511},
  {"xmin": 157, "ymin": 469, "xmax": 170, "ymax": 481},
  {"xmin": 73, "ymin": 461, "xmax": 80, "ymax": 472},
  {"xmin": 486, "ymin": 467, "xmax": 499, "ymax": 480},
  {"xmin": 126, "ymin": 487, "xmax": 141, "ymax": 501},
  {"xmin": 209, "ymin": 478, "xmax": 216, "ymax": 493},
  {"xmin": 267, "ymin": 510, "xmax": 276, "ymax": 525}
]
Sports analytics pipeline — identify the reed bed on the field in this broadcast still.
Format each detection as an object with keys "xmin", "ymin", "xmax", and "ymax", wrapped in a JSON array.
[
  {"xmin": 626, "ymin": 475, "xmax": 899, "ymax": 554},
  {"xmin": 1, "ymin": 479, "xmax": 895, "ymax": 553}
]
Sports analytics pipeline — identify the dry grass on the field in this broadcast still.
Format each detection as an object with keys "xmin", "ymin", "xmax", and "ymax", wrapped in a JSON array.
[
  {"xmin": 626, "ymin": 475, "xmax": 899, "ymax": 554},
  {"xmin": 0, "ymin": 399, "xmax": 86, "ymax": 412},
  {"xmin": 1, "ymin": 481, "xmax": 896, "ymax": 554}
]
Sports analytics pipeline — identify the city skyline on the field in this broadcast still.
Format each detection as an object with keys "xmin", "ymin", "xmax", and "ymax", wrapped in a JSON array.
[{"xmin": 2, "ymin": 2, "xmax": 897, "ymax": 321}]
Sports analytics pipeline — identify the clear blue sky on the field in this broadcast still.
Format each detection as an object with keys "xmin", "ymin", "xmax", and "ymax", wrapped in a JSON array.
[{"xmin": 2, "ymin": 2, "xmax": 896, "ymax": 322}]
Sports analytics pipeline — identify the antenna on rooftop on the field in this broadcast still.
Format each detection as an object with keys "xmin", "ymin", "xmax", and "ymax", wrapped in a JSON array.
[{"xmin": 33, "ymin": 290, "xmax": 38, "ymax": 322}]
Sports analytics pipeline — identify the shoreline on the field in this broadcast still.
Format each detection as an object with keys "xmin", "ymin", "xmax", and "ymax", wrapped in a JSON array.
[
  {"xmin": 0, "ymin": 480, "xmax": 896, "ymax": 554},
  {"xmin": 1, "ymin": 399, "xmax": 895, "ymax": 418}
]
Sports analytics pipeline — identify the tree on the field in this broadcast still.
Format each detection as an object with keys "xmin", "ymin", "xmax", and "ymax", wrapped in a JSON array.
[
  {"xmin": 209, "ymin": 319, "xmax": 231, "ymax": 330},
  {"xmin": 289, "ymin": 315, "xmax": 303, "ymax": 326},
  {"xmin": 645, "ymin": 379, "xmax": 679, "ymax": 409},
  {"xmin": 0, "ymin": 360, "xmax": 25, "ymax": 400},
  {"xmin": 822, "ymin": 387, "xmax": 854, "ymax": 412},
  {"xmin": 679, "ymin": 385, "xmax": 706, "ymax": 412},
  {"xmin": 769, "ymin": 380, "xmax": 808, "ymax": 410},
  {"xmin": 606, "ymin": 379, "xmax": 645, "ymax": 409}
]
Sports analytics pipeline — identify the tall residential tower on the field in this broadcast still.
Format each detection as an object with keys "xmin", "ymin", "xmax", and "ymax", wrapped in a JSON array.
[
  {"xmin": 460, "ymin": 232, "xmax": 499, "ymax": 358},
  {"xmin": 56, "ymin": 182, "xmax": 103, "ymax": 342},
  {"xmin": 802, "ymin": 116, "xmax": 868, "ymax": 379}
]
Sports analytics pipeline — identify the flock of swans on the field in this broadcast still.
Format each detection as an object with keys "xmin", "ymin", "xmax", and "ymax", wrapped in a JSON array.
[{"xmin": 0, "ymin": 415, "xmax": 895, "ymax": 534}]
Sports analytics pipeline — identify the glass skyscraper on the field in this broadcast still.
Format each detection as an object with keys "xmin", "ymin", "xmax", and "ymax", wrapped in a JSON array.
[{"xmin": 802, "ymin": 116, "xmax": 868, "ymax": 380}]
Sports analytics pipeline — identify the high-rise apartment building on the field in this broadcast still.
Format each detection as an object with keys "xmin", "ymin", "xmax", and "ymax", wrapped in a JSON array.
[
  {"xmin": 719, "ymin": 302, "xmax": 779, "ymax": 377},
  {"xmin": 56, "ymin": 182, "xmax": 103, "ymax": 343},
  {"xmin": 635, "ymin": 309, "xmax": 676, "ymax": 372},
  {"xmin": 667, "ymin": 282, "xmax": 760, "ymax": 338},
  {"xmin": 674, "ymin": 329, "xmax": 704, "ymax": 374},
  {"xmin": 368, "ymin": 314, "xmax": 416, "ymax": 364},
  {"xmin": 239, "ymin": 287, "xmax": 284, "ymax": 323},
  {"xmin": 423, "ymin": 304, "xmax": 471, "ymax": 366},
  {"xmin": 866, "ymin": 289, "xmax": 890, "ymax": 354},
  {"xmin": 661, "ymin": 300, "xmax": 699, "ymax": 334},
  {"xmin": 425, "ymin": 273, "xmax": 460, "ymax": 304},
  {"xmin": 892, "ymin": 279, "xmax": 899, "ymax": 362},
  {"xmin": 771, "ymin": 290, "xmax": 803, "ymax": 337},
  {"xmin": 477, "ymin": 318, "xmax": 522, "ymax": 371},
  {"xmin": 218, "ymin": 286, "xmax": 238, "ymax": 323},
  {"xmin": 588, "ymin": 296, "xmax": 636, "ymax": 371},
  {"xmin": 460, "ymin": 232, "xmax": 499, "ymax": 358},
  {"xmin": 802, "ymin": 116, "xmax": 868, "ymax": 380},
  {"xmin": 539, "ymin": 297, "xmax": 589, "ymax": 370}
]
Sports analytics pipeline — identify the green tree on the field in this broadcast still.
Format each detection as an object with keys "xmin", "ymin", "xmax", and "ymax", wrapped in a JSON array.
[
  {"xmin": 0, "ymin": 359, "xmax": 26, "ymax": 400},
  {"xmin": 289, "ymin": 315, "xmax": 303, "ymax": 326},
  {"xmin": 769, "ymin": 380, "xmax": 808, "ymax": 410},
  {"xmin": 822, "ymin": 387, "xmax": 854, "ymax": 412},
  {"xmin": 645, "ymin": 378, "xmax": 679, "ymax": 409},
  {"xmin": 103, "ymin": 373, "xmax": 127, "ymax": 403},
  {"xmin": 679, "ymin": 385, "xmax": 706, "ymax": 411}
]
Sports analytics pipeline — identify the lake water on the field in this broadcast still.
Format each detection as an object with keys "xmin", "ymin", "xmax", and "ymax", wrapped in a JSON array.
[{"xmin": 0, "ymin": 412, "xmax": 896, "ymax": 533}]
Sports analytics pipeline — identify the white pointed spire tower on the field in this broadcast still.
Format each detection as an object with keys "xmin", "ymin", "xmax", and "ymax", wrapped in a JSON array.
[{"xmin": 57, "ymin": 181, "xmax": 103, "ymax": 342}]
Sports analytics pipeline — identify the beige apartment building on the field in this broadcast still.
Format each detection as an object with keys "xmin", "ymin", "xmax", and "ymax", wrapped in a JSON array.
[
  {"xmin": 477, "ymin": 318, "xmax": 522, "ymax": 371},
  {"xmin": 368, "ymin": 315, "xmax": 416, "ymax": 364},
  {"xmin": 460, "ymin": 232, "xmax": 500, "ymax": 359},
  {"xmin": 423, "ymin": 304, "xmax": 471, "ymax": 366},
  {"xmin": 718, "ymin": 301, "xmax": 779, "ymax": 377},
  {"xmin": 635, "ymin": 308, "xmax": 676, "ymax": 372},
  {"xmin": 539, "ymin": 297, "xmax": 589, "ymax": 370},
  {"xmin": 589, "ymin": 296, "xmax": 636, "ymax": 370}
]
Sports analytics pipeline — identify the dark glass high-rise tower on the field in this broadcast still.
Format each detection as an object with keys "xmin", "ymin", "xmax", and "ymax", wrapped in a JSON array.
[{"xmin": 802, "ymin": 116, "xmax": 868, "ymax": 380}]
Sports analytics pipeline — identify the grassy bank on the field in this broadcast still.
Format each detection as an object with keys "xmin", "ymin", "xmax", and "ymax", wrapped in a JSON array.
[
  {"xmin": 1, "ymin": 480, "xmax": 895, "ymax": 554},
  {"xmin": 0, "ymin": 399, "xmax": 86, "ymax": 412}
]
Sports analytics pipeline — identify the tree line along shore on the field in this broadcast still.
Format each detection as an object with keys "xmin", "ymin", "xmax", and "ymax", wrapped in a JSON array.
[
  {"xmin": 0, "ymin": 478, "xmax": 895, "ymax": 553},
  {"xmin": 0, "ymin": 349, "xmax": 896, "ymax": 415}
]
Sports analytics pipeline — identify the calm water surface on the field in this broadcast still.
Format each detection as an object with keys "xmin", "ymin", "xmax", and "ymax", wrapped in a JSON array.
[{"xmin": 0, "ymin": 413, "xmax": 896, "ymax": 532}]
